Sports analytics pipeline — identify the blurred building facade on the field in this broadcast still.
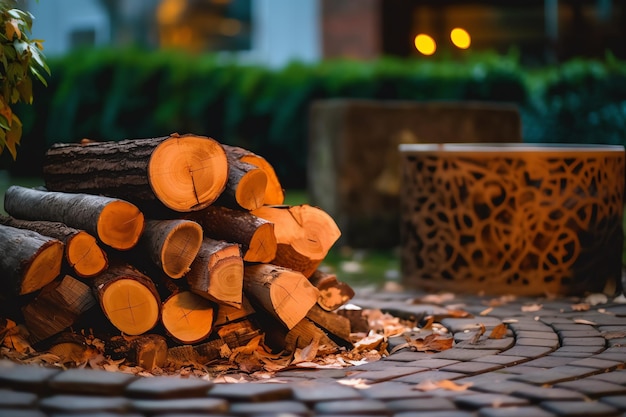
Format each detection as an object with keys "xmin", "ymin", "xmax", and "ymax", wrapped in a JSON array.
[{"xmin": 25, "ymin": 0, "xmax": 626, "ymax": 66}]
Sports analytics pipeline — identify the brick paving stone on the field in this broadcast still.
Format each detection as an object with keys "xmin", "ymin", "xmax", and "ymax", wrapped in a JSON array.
[
  {"xmin": 600, "ymin": 395, "xmax": 626, "ymax": 411},
  {"xmin": 454, "ymin": 338, "xmax": 516, "ymax": 351},
  {"xmin": 438, "ymin": 361, "xmax": 504, "ymax": 375},
  {"xmin": 0, "ymin": 364, "xmax": 60, "ymax": 392},
  {"xmin": 385, "ymin": 397, "xmax": 457, "ymax": 412},
  {"xmin": 607, "ymin": 338, "xmax": 626, "ymax": 347},
  {"xmin": 554, "ymin": 379, "xmax": 626, "ymax": 398},
  {"xmin": 379, "ymin": 351, "xmax": 432, "ymax": 362},
  {"xmin": 472, "ymin": 355, "xmax": 529, "ymax": 366},
  {"xmin": 207, "ymin": 382, "xmax": 293, "ymax": 402},
  {"xmin": 124, "ymin": 375, "xmax": 214, "ymax": 398},
  {"xmin": 358, "ymin": 381, "xmax": 429, "ymax": 400},
  {"xmin": 396, "ymin": 359, "xmax": 460, "ymax": 369},
  {"xmin": 588, "ymin": 370, "xmax": 626, "ymax": 385},
  {"xmin": 540, "ymin": 400, "xmax": 619, "ymax": 416},
  {"xmin": 478, "ymin": 405, "xmax": 558, "ymax": 417},
  {"xmin": 440, "ymin": 317, "xmax": 503, "ymax": 333},
  {"xmin": 38, "ymin": 394, "xmax": 130, "ymax": 413},
  {"xmin": 0, "ymin": 410, "xmax": 47, "ymax": 417},
  {"xmin": 130, "ymin": 397, "xmax": 230, "ymax": 414},
  {"xmin": 313, "ymin": 398, "xmax": 388, "ymax": 415},
  {"xmin": 0, "ymin": 388, "xmax": 37, "ymax": 408},
  {"xmin": 393, "ymin": 411, "xmax": 476, "ymax": 417},
  {"xmin": 561, "ymin": 337, "xmax": 606, "ymax": 347},
  {"xmin": 347, "ymin": 366, "xmax": 428, "ymax": 382},
  {"xmin": 568, "ymin": 357, "xmax": 624, "ymax": 370},
  {"xmin": 229, "ymin": 400, "xmax": 310, "ymax": 416},
  {"xmin": 497, "ymin": 365, "xmax": 556, "ymax": 375},
  {"xmin": 514, "ymin": 331, "xmax": 559, "ymax": 340},
  {"xmin": 395, "ymin": 370, "xmax": 465, "ymax": 384},
  {"xmin": 456, "ymin": 379, "xmax": 531, "ymax": 395},
  {"xmin": 594, "ymin": 352, "xmax": 626, "ymax": 363},
  {"xmin": 557, "ymin": 330, "xmax": 602, "ymax": 338},
  {"xmin": 521, "ymin": 356, "xmax": 580, "ymax": 368},
  {"xmin": 549, "ymin": 351, "xmax": 596, "ymax": 358},
  {"xmin": 291, "ymin": 381, "xmax": 363, "ymax": 403},
  {"xmin": 510, "ymin": 365, "xmax": 603, "ymax": 385},
  {"xmin": 510, "ymin": 384, "xmax": 588, "ymax": 401},
  {"xmin": 350, "ymin": 360, "xmax": 408, "ymax": 372},
  {"xmin": 497, "ymin": 346, "xmax": 555, "ymax": 358},
  {"xmin": 47, "ymin": 367, "xmax": 137, "ymax": 395},
  {"xmin": 507, "ymin": 322, "xmax": 553, "ymax": 332},
  {"xmin": 276, "ymin": 368, "xmax": 348, "ymax": 379},
  {"xmin": 549, "ymin": 323, "xmax": 597, "ymax": 331},
  {"xmin": 515, "ymin": 338, "xmax": 560, "ymax": 348},
  {"xmin": 453, "ymin": 393, "xmax": 529, "ymax": 409},
  {"xmin": 431, "ymin": 349, "xmax": 496, "ymax": 361},
  {"xmin": 553, "ymin": 345, "xmax": 605, "ymax": 354}
]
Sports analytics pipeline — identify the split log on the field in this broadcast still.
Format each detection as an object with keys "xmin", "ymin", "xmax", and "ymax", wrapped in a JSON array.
[
  {"xmin": 222, "ymin": 144, "xmax": 285, "ymax": 205},
  {"xmin": 285, "ymin": 318, "xmax": 340, "ymax": 353},
  {"xmin": 216, "ymin": 318, "xmax": 262, "ymax": 350},
  {"xmin": 186, "ymin": 238, "xmax": 243, "ymax": 307},
  {"xmin": 138, "ymin": 219, "xmax": 203, "ymax": 279},
  {"xmin": 0, "ymin": 224, "xmax": 64, "ymax": 295},
  {"xmin": 92, "ymin": 263, "xmax": 161, "ymax": 335},
  {"xmin": 216, "ymin": 151, "xmax": 268, "ymax": 211},
  {"xmin": 22, "ymin": 275, "xmax": 96, "ymax": 343},
  {"xmin": 0, "ymin": 214, "xmax": 108, "ymax": 278},
  {"xmin": 4, "ymin": 185, "xmax": 144, "ymax": 251},
  {"xmin": 305, "ymin": 304, "xmax": 353, "ymax": 349},
  {"xmin": 243, "ymin": 264, "xmax": 319, "ymax": 330},
  {"xmin": 42, "ymin": 133, "xmax": 229, "ymax": 212},
  {"xmin": 44, "ymin": 332, "xmax": 96, "ymax": 366},
  {"xmin": 251, "ymin": 204, "xmax": 341, "ymax": 278},
  {"xmin": 187, "ymin": 205, "xmax": 277, "ymax": 263},
  {"xmin": 213, "ymin": 295, "xmax": 255, "ymax": 327},
  {"xmin": 166, "ymin": 338, "xmax": 227, "ymax": 367},
  {"xmin": 161, "ymin": 291, "xmax": 214, "ymax": 344},
  {"xmin": 309, "ymin": 269, "xmax": 355, "ymax": 311},
  {"xmin": 107, "ymin": 334, "xmax": 169, "ymax": 371}
]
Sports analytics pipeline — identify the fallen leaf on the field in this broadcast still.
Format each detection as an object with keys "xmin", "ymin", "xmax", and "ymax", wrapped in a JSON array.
[
  {"xmin": 479, "ymin": 307, "xmax": 494, "ymax": 316},
  {"xmin": 521, "ymin": 303, "xmax": 543, "ymax": 312},
  {"xmin": 414, "ymin": 379, "xmax": 473, "ymax": 391},
  {"xmin": 390, "ymin": 333, "xmax": 453, "ymax": 354},
  {"xmin": 574, "ymin": 319, "xmax": 597, "ymax": 325},
  {"xmin": 570, "ymin": 303, "xmax": 590, "ymax": 312},
  {"xmin": 469, "ymin": 323, "xmax": 486, "ymax": 344},
  {"xmin": 488, "ymin": 323, "xmax": 508, "ymax": 339}
]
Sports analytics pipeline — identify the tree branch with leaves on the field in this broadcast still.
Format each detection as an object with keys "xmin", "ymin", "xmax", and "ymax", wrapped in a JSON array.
[{"xmin": 0, "ymin": 0, "xmax": 49, "ymax": 159}]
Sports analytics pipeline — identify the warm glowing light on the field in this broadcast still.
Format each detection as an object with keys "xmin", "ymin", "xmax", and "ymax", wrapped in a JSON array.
[
  {"xmin": 157, "ymin": 0, "xmax": 186, "ymax": 25},
  {"xmin": 414, "ymin": 34, "xmax": 436, "ymax": 56},
  {"xmin": 450, "ymin": 28, "xmax": 471, "ymax": 49}
]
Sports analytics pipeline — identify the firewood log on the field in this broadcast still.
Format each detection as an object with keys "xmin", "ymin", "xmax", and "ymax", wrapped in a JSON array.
[
  {"xmin": 107, "ymin": 334, "xmax": 168, "ymax": 371},
  {"xmin": 92, "ymin": 263, "xmax": 161, "ymax": 335},
  {"xmin": 0, "ymin": 224, "xmax": 64, "ymax": 295},
  {"xmin": 284, "ymin": 318, "xmax": 340, "ymax": 353},
  {"xmin": 166, "ymin": 338, "xmax": 226, "ymax": 367},
  {"xmin": 186, "ymin": 238, "xmax": 243, "ymax": 307},
  {"xmin": 222, "ymin": 144, "xmax": 285, "ymax": 205},
  {"xmin": 44, "ymin": 332, "xmax": 96, "ymax": 366},
  {"xmin": 243, "ymin": 264, "xmax": 319, "ymax": 330},
  {"xmin": 305, "ymin": 304, "xmax": 353, "ymax": 349},
  {"xmin": 216, "ymin": 153, "xmax": 268, "ymax": 211},
  {"xmin": 251, "ymin": 204, "xmax": 342, "ymax": 277},
  {"xmin": 138, "ymin": 219, "xmax": 203, "ymax": 279},
  {"xmin": 161, "ymin": 291, "xmax": 214, "ymax": 344},
  {"xmin": 42, "ymin": 133, "xmax": 229, "ymax": 213},
  {"xmin": 216, "ymin": 318, "xmax": 262, "ymax": 350},
  {"xmin": 186, "ymin": 205, "xmax": 277, "ymax": 263},
  {"xmin": 213, "ymin": 295, "xmax": 255, "ymax": 327},
  {"xmin": 309, "ymin": 269, "xmax": 355, "ymax": 311},
  {"xmin": 4, "ymin": 185, "xmax": 144, "ymax": 251},
  {"xmin": 22, "ymin": 275, "xmax": 97, "ymax": 343},
  {"xmin": 0, "ymin": 214, "xmax": 108, "ymax": 278}
]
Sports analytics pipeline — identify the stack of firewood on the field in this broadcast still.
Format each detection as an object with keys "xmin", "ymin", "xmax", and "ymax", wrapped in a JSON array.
[{"xmin": 0, "ymin": 133, "xmax": 358, "ymax": 371}]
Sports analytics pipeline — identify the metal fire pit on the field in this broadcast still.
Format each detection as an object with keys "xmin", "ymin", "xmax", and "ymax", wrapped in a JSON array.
[{"xmin": 399, "ymin": 143, "xmax": 625, "ymax": 296}]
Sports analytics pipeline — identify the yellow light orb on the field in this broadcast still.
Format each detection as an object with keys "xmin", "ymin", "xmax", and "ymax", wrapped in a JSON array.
[
  {"xmin": 414, "ymin": 34, "xmax": 436, "ymax": 56},
  {"xmin": 450, "ymin": 28, "xmax": 471, "ymax": 49}
]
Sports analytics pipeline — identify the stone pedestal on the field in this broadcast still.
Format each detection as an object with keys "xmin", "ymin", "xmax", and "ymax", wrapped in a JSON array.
[
  {"xmin": 308, "ymin": 99, "xmax": 522, "ymax": 248},
  {"xmin": 399, "ymin": 143, "xmax": 626, "ymax": 296}
]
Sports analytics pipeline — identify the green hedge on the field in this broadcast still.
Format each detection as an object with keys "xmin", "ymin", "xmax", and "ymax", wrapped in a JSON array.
[{"xmin": 5, "ymin": 48, "xmax": 626, "ymax": 188}]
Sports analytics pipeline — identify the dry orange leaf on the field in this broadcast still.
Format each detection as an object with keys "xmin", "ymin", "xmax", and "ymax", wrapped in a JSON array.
[
  {"xmin": 414, "ymin": 379, "xmax": 473, "ymax": 391},
  {"xmin": 488, "ymin": 323, "xmax": 508, "ymax": 339}
]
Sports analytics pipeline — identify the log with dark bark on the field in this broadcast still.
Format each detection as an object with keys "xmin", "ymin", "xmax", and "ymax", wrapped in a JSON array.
[
  {"xmin": 138, "ymin": 219, "xmax": 204, "ymax": 279},
  {"xmin": 187, "ymin": 205, "xmax": 277, "ymax": 263},
  {"xmin": 0, "ymin": 224, "xmax": 64, "ymax": 296},
  {"xmin": 107, "ymin": 334, "xmax": 169, "ymax": 371},
  {"xmin": 305, "ymin": 304, "xmax": 353, "ymax": 349},
  {"xmin": 213, "ymin": 294, "xmax": 255, "ymax": 327},
  {"xmin": 161, "ymin": 291, "xmax": 215, "ymax": 344},
  {"xmin": 43, "ymin": 133, "xmax": 229, "ymax": 213},
  {"xmin": 22, "ymin": 275, "xmax": 97, "ymax": 343},
  {"xmin": 186, "ymin": 238, "xmax": 243, "ymax": 307},
  {"xmin": 309, "ymin": 269, "xmax": 355, "ymax": 311},
  {"xmin": 216, "ymin": 152, "xmax": 268, "ymax": 211},
  {"xmin": 243, "ymin": 264, "xmax": 319, "ymax": 330},
  {"xmin": 0, "ymin": 214, "xmax": 108, "ymax": 278},
  {"xmin": 92, "ymin": 263, "xmax": 161, "ymax": 335},
  {"xmin": 251, "ymin": 204, "xmax": 341, "ymax": 278},
  {"xmin": 4, "ymin": 186, "xmax": 144, "ymax": 251},
  {"xmin": 222, "ymin": 144, "xmax": 285, "ymax": 205},
  {"xmin": 166, "ymin": 338, "xmax": 226, "ymax": 367}
]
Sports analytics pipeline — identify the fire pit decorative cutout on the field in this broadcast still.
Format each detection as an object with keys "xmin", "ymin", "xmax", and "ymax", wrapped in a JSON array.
[{"xmin": 399, "ymin": 143, "xmax": 625, "ymax": 296}]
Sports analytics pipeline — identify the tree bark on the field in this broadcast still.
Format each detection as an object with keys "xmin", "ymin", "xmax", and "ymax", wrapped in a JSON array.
[
  {"xmin": 0, "ymin": 224, "xmax": 64, "ymax": 295},
  {"xmin": 216, "ymin": 153, "xmax": 267, "ymax": 211},
  {"xmin": 213, "ymin": 294, "xmax": 255, "ymax": 327},
  {"xmin": 161, "ymin": 290, "xmax": 215, "ymax": 344},
  {"xmin": 251, "ymin": 204, "xmax": 342, "ymax": 277},
  {"xmin": 107, "ymin": 334, "xmax": 168, "ymax": 371},
  {"xmin": 309, "ymin": 269, "xmax": 355, "ymax": 311},
  {"xmin": 22, "ymin": 275, "xmax": 97, "ymax": 343},
  {"xmin": 166, "ymin": 338, "xmax": 226, "ymax": 367},
  {"xmin": 222, "ymin": 144, "xmax": 285, "ymax": 205},
  {"xmin": 4, "ymin": 185, "xmax": 144, "ymax": 251},
  {"xmin": 43, "ymin": 133, "xmax": 229, "ymax": 213},
  {"xmin": 0, "ymin": 214, "xmax": 108, "ymax": 278},
  {"xmin": 243, "ymin": 264, "xmax": 319, "ymax": 330},
  {"xmin": 138, "ymin": 219, "xmax": 204, "ymax": 279},
  {"xmin": 92, "ymin": 263, "xmax": 161, "ymax": 335},
  {"xmin": 187, "ymin": 205, "xmax": 277, "ymax": 263},
  {"xmin": 186, "ymin": 238, "xmax": 243, "ymax": 307}
]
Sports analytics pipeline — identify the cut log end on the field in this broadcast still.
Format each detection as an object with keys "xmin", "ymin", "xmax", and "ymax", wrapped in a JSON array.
[
  {"xmin": 100, "ymin": 279, "xmax": 160, "ymax": 335},
  {"xmin": 161, "ymin": 291, "xmax": 214, "ymax": 344},
  {"xmin": 161, "ymin": 221, "xmax": 204, "ymax": 279},
  {"xmin": 234, "ymin": 168, "xmax": 267, "ymax": 211},
  {"xmin": 67, "ymin": 231, "xmax": 108, "ymax": 278},
  {"xmin": 239, "ymin": 154, "xmax": 285, "ymax": 205},
  {"xmin": 97, "ymin": 200, "xmax": 145, "ymax": 250},
  {"xmin": 244, "ymin": 222, "xmax": 277, "ymax": 263},
  {"xmin": 149, "ymin": 135, "xmax": 228, "ymax": 212},
  {"xmin": 22, "ymin": 240, "xmax": 64, "ymax": 295}
]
